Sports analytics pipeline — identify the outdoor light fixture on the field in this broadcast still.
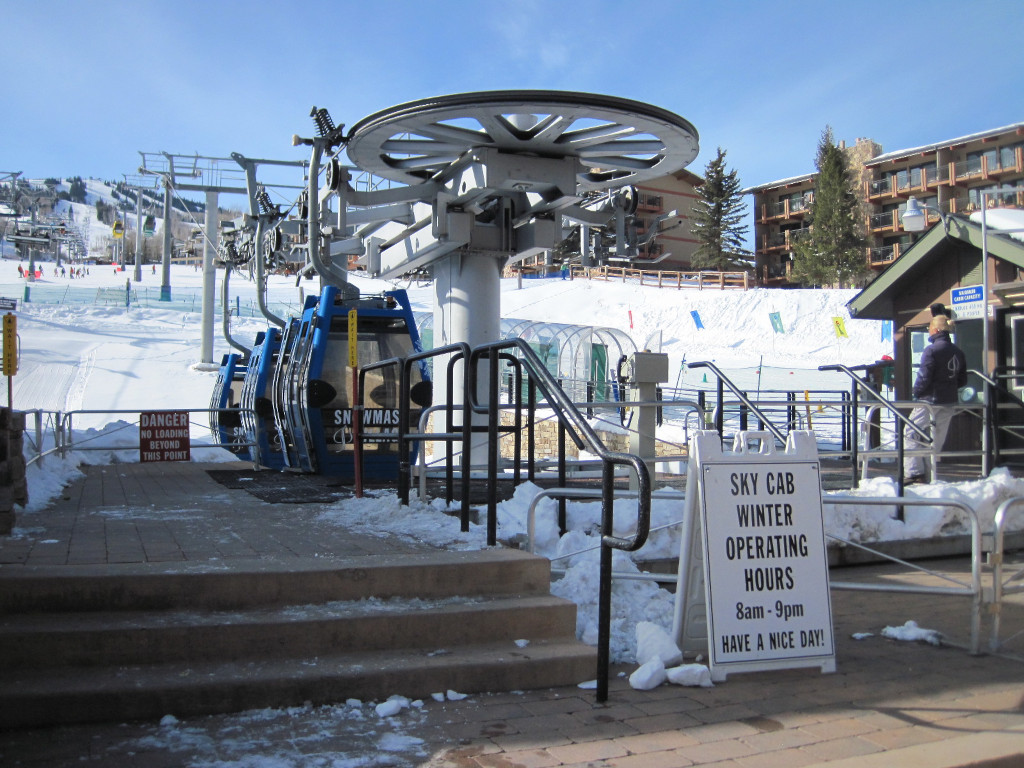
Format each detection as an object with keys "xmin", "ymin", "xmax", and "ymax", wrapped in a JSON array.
[
  {"xmin": 901, "ymin": 196, "xmax": 927, "ymax": 232},
  {"xmin": 901, "ymin": 196, "xmax": 949, "ymax": 234}
]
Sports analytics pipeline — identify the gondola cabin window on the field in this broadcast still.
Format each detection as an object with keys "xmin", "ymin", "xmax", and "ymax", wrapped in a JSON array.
[{"xmin": 320, "ymin": 315, "xmax": 423, "ymax": 453}]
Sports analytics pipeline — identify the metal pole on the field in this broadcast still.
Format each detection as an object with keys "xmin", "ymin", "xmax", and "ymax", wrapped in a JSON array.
[
  {"xmin": 434, "ymin": 251, "xmax": 501, "ymax": 467},
  {"xmin": 596, "ymin": 459, "xmax": 617, "ymax": 703},
  {"xmin": 134, "ymin": 187, "xmax": 143, "ymax": 283},
  {"xmin": 160, "ymin": 179, "xmax": 172, "ymax": 301},
  {"xmin": 981, "ymin": 191, "xmax": 991, "ymax": 476},
  {"xmin": 487, "ymin": 347, "xmax": 499, "ymax": 547},
  {"xmin": 200, "ymin": 190, "xmax": 218, "ymax": 365}
]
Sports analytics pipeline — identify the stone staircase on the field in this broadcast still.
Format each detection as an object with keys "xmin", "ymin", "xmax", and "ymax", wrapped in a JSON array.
[{"xmin": 0, "ymin": 548, "xmax": 595, "ymax": 728}]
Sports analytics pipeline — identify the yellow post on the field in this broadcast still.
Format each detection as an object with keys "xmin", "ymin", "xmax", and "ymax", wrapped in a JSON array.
[
  {"xmin": 3, "ymin": 313, "xmax": 16, "ymax": 409},
  {"xmin": 348, "ymin": 309, "xmax": 362, "ymax": 497}
]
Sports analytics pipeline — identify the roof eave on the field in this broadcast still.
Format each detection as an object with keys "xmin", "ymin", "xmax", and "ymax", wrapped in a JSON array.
[{"xmin": 847, "ymin": 217, "xmax": 1024, "ymax": 320}]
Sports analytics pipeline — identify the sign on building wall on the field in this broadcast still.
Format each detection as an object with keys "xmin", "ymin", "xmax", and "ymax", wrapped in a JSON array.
[
  {"xmin": 139, "ymin": 411, "xmax": 191, "ymax": 462},
  {"xmin": 951, "ymin": 284, "xmax": 985, "ymax": 320}
]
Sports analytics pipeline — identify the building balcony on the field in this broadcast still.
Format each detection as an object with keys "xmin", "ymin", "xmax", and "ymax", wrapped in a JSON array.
[
  {"xmin": 870, "ymin": 210, "xmax": 900, "ymax": 233},
  {"xmin": 758, "ymin": 227, "xmax": 809, "ymax": 254},
  {"xmin": 870, "ymin": 208, "xmax": 948, "ymax": 233},
  {"xmin": 950, "ymin": 156, "xmax": 1023, "ymax": 186},
  {"xmin": 867, "ymin": 175, "xmax": 930, "ymax": 200},
  {"xmin": 758, "ymin": 257, "xmax": 792, "ymax": 285},
  {"xmin": 867, "ymin": 177, "xmax": 895, "ymax": 200},
  {"xmin": 925, "ymin": 165, "xmax": 950, "ymax": 187},
  {"xmin": 866, "ymin": 164, "xmax": 959, "ymax": 201},
  {"xmin": 756, "ymin": 196, "xmax": 812, "ymax": 223},
  {"xmin": 868, "ymin": 243, "xmax": 902, "ymax": 266}
]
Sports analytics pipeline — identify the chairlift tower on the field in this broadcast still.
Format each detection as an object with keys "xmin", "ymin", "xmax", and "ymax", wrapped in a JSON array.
[
  {"xmin": 122, "ymin": 174, "xmax": 161, "ymax": 284},
  {"xmin": 139, "ymin": 153, "xmax": 250, "ymax": 367},
  {"xmin": 300, "ymin": 91, "xmax": 699, "ymax": 465}
]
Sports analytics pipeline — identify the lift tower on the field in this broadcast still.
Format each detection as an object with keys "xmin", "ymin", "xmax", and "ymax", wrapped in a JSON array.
[
  {"xmin": 299, "ymin": 91, "xmax": 699, "ymax": 466},
  {"xmin": 139, "ymin": 153, "xmax": 250, "ymax": 367}
]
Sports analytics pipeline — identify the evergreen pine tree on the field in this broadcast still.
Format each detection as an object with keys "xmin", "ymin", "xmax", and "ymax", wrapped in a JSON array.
[
  {"xmin": 790, "ymin": 127, "xmax": 867, "ymax": 288},
  {"xmin": 691, "ymin": 147, "xmax": 750, "ymax": 271},
  {"xmin": 68, "ymin": 176, "xmax": 87, "ymax": 204}
]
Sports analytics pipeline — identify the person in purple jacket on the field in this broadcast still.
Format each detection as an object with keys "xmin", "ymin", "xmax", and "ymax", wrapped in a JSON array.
[{"xmin": 903, "ymin": 314, "xmax": 967, "ymax": 484}]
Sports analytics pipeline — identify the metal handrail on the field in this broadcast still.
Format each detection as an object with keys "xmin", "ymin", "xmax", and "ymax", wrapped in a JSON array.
[
  {"xmin": 990, "ymin": 496, "xmax": 1024, "ymax": 652},
  {"xmin": 820, "ymin": 363, "xmax": 933, "ymax": 491},
  {"xmin": 855, "ymin": 401, "xmax": 982, "ymax": 482},
  {"xmin": 18, "ymin": 407, "xmax": 255, "ymax": 466},
  {"xmin": 358, "ymin": 342, "xmax": 473, "ymax": 524},
  {"xmin": 687, "ymin": 361, "xmax": 787, "ymax": 444},
  {"xmin": 468, "ymin": 339, "xmax": 652, "ymax": 546},
  {"xmin": 825, "ymin": 495, "xmax": 984, "ymax": 654},
  {"xmin": 527, "ymin": 488, "xmax": 988, "ymax": 657},
  {"xmin": 467, "ymin": 337, "xmax": 652, "ymax": 703},
  {"xmin": 975, "ymin": 368, "xmax": 1024, "ymax": 471},
  {"xmin": 361, "ymin": 337, "xmax": 654, "ymax": 701},
  {"xmin": 819, "ymin": 363, "xmax": 930, "ymax": 438}
]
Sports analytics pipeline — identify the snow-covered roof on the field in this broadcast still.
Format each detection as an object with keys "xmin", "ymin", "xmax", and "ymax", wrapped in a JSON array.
[
  {"xmin": 849, "ymin": 213, "xmax": 1024, "ymax": 320},
  {"xmin": 865, "ymin": 122, "xmax": 1024, "ymax": 167},
  {"xmin": 741, "ymin": 172, "xmax": 815, "ymax": 195},
  {"xmin": 970, "ymin": 207, "xmax": 1024, "ymax": 242},
  {"xmin": 745, "ymin": 122, "xmax": 1024, "ymax": 193}
]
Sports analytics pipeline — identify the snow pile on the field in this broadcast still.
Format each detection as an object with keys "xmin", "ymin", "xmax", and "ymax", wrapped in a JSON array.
[
  {"xmin": 629, "ymin": 623, "xmax": 713, "ymax": 690},
  {"xmin": 881, "ymin": 620, "xmax": 943, "ymax": 646},
  {"xmin": 824, "ymin": 468, "xmax": 1024, "ymax": 544}
]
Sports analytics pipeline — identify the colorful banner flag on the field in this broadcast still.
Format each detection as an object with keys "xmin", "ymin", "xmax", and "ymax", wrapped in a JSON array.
[
  {"xmin": 832, "ymin": 317, "xmax": 848, "ymax": 338},
  {"xmin": 769, "ymin": 312, "xmax": 784, "ymax": 334},
  {"xmin": 881, "ymin": 321, "xmax": 893, "ymax": 342},
  {"xmin": 691, "ymin": 310, "xmax": 704, "ymax": 330}
]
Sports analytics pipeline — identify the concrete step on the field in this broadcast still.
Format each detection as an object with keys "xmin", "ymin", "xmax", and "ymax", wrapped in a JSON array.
[
  {"xmin": 0, "ymin": 594, "xmax": 579, "ymax": 669},
  {"xmin": 0, "ymin": 639, "xmax": 597, "ymax": 729},
  {"xmin": 0, "ymin": 548, "xmax": 596, "ymax": 729},
  {"xmin": 0, "ymin": 549, "xmax": 552, "ymax": 613}
]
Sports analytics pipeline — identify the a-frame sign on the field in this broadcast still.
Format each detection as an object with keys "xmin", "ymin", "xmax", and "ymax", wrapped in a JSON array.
[{"xmin": 673, "ymin": 430, "xmax": 835, "ymax": 682}]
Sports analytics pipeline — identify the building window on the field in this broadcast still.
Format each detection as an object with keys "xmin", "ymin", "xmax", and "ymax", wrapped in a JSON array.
[
  {"xmin": 909, "ymin": 163, "xmax": 934, "ymax": 187},
  {"xmin": 967, "ymin": 148, "xmax": 997, "ymax": 174},
  {"xmin": 1000, "ymin": 143, "xmax": 1023, "ymax": 170}
]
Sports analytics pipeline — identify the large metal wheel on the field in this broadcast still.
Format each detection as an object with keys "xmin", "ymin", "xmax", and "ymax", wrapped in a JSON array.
[{"xmin": 346, "ymin": 90, "xmax": 699, "ymax": 192}]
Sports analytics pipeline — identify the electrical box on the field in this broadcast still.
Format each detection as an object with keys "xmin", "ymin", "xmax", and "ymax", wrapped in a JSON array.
[{"xmin": 628, "ymin": 352, "xmax": 668, "ymax": 384}]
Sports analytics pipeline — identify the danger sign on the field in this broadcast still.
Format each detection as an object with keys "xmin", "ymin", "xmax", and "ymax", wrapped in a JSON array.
[{"xmin": 139, "ymin": 410, "xmax": 191, "ymax": 462}]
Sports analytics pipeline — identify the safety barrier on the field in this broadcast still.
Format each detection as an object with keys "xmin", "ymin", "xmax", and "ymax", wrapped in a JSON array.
[
  {"xmin": 411, "ymin": 396, "xmax": 706, "ymax": 498},
  {"xmin": 524, "ymin": 488, "xmax": 992, "ymax": 656},
  {"xmin": 0, "ymin": 281, "xmax": 303, "ymax": 320},
  {"xmin": 19, "ymin": 408, "xmax": 254, "ymax": 466},
  {"xmin": 990, "ymin": 496, "xmax": 1024, "ymax": 653}
]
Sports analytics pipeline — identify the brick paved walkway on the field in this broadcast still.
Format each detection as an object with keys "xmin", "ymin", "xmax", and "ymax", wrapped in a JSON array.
[{"xmin": 1, "ymin": 461, "xmax": 1023, "ymax": 767}]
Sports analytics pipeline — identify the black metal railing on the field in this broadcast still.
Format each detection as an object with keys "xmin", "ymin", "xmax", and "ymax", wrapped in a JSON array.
[{"xmin": 360, "ymin": 337, "xmax": 653, "ymax": 703}]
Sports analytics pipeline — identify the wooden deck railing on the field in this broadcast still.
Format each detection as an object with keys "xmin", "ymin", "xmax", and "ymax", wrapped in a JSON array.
[{"xmin": 570, "ymin": 265, "xmax": 752, "ymax": 290}]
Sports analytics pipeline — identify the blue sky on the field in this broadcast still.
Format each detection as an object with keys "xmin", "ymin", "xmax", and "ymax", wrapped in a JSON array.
[{"xmin": 3, "ymin": 0, "xmax": 1022, "ymax": 205}]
